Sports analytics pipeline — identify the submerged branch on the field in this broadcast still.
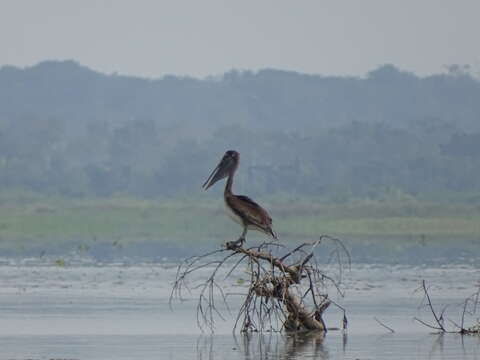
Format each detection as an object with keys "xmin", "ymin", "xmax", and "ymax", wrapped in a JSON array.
[{"xmin": 415, "ymin": 280, "xmax": 480, "ymax": 335}]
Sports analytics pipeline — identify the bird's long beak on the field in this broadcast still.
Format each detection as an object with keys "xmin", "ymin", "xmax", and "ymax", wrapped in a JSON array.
[{"xmin": 202, "ymin": 157, "xmax": 231, "ymax": 190}]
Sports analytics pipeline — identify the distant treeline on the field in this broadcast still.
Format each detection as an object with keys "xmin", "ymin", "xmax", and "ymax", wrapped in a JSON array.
[{"xmin": 0, "ymin": 60, "xmax": 479, "ymax": 200}]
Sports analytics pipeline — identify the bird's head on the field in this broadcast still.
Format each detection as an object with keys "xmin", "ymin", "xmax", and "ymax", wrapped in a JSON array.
[{"xmin": 202, "ymin": 150, "xmax": 239, "ymax": 190}]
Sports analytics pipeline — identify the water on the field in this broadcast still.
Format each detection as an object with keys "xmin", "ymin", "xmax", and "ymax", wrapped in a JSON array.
[{"xmin": 0, "ymin": 260, "xmax": 478, "ymax": 359}]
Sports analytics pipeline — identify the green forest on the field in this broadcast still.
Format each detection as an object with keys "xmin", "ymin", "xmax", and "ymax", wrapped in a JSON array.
[{"xmin": 0, "ymin": 60, "xmax": 479, "ymax": 201}]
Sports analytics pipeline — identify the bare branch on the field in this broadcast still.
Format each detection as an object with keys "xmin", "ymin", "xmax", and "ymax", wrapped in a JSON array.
[
  {"xmin": 415, "ymin": 280, "xmax": 480, "ymax": 334},
  {"xmin": 419, "ymin": 280, "xmax": 446, "ymax": 332},
  {"xmin": 170, "ymin": 236, "xmax": 348, "ymax": 333},
  {"xmin": 374, "ymin": 317, "xmax": 395, "ymax": 333}
]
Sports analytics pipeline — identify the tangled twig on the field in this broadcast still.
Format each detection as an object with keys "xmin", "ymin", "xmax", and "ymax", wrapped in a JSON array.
[{"xmin": 414, "ymin": 280, "xmax": 480, "ymax": 335}]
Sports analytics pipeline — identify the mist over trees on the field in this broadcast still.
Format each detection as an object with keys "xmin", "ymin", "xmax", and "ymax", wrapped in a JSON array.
[{"xmin": 0, "ymin": 60, "xmax": 479, "ymax": 200}]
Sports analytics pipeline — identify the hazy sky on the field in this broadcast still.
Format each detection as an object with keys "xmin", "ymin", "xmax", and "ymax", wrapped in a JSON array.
[{"xmin": 1, "ymin": 0, "xmax": 479, "ymax": 79}]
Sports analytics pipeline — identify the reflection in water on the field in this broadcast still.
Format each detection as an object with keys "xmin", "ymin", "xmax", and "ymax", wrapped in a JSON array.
[
  {"xmin": 195, "ymin": 332, "xmax": 480, "ymax": 360},
  {"xmin": 428, "ymin": 333, "xmax": 480, "ymax": 360},
  {"xmin": 429, "ymin": 333, "xmax": 445, "ymax": 358},
  {"xmin": 281, "ymin": 332, "xmax": 328, "ymax": 360},
  {"xmin": 197, "ymin": 332, "xmax": 329, "ymax": 360}
]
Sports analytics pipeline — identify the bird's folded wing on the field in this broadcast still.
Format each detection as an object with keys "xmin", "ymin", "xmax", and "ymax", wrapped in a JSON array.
[{"xmin": 228, "ymin": 195, "xmax": 273, "ymax": 229}]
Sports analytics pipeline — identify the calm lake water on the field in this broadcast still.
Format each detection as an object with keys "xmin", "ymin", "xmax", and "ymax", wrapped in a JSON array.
[{"xmin": 0, "ymin": 258, "xmax": 478, "ymax": 359}]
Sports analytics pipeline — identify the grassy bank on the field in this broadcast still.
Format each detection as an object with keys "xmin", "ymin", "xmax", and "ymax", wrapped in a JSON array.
[{"xmin": 0, "ymin": 193, "xmax": 479, "ymax": 256}]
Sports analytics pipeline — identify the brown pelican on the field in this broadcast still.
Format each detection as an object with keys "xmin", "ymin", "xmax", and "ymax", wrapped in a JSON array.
[{"xmin": 203, "ymin": 150, "xmax": 277, "ymax": 245}]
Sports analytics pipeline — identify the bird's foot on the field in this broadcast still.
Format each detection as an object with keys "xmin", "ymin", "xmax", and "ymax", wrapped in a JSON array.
[{"xmin": 226, "ymin": 237, "xmax": 245, "ymax": 249}]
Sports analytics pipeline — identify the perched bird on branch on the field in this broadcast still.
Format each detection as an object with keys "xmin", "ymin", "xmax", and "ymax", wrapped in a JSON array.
[{"xmin": 203, "ymin": 150, "xmax": 277, "ymax": 245}]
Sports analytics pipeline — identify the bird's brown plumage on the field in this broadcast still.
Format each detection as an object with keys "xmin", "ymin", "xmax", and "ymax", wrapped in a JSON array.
[
  {"xmin": 225, "ymin": 194, "xmax": 276, "ymax": 239},
  {"xmin": 203, "ymin": 150, "xmax": 277, "ymax": 243}
]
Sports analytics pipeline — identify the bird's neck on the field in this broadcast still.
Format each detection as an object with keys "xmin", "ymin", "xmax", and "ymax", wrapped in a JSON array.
[{"xmin": 224, "ymin": 173, "xmax": 234, "ymax": 196}]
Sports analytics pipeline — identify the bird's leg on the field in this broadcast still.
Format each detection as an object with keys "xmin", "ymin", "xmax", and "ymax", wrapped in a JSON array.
[
  {"xmin": 227, "ymin": 226, "xmax": 247, "ymax": 248},
  {"xmin": 238, "ymin": 226, "xmax": 247, "ymax": 245}
]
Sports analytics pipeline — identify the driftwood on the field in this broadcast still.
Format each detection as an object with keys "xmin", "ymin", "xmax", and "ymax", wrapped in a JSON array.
[{"xmin": 170, "ymin": 235, "xmax": 349, "ymax": 333}]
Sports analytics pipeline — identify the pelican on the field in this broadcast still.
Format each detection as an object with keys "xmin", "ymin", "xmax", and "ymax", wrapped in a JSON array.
[{"xmin": 203, "ymin": 150, "xmax": 277, "ymax": 245}]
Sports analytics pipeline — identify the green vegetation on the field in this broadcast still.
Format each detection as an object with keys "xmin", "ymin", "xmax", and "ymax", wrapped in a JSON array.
[
  {"xmin": 54, "ymin": 258, "xmax": 66, "ymax": 267},
  {"xmin": 0, "ymin": 193, "xmax": 479, "ymax": 255},
  {"xmin": 1, "ymin": 61, "xmax": 479, "ymax": 260}
]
